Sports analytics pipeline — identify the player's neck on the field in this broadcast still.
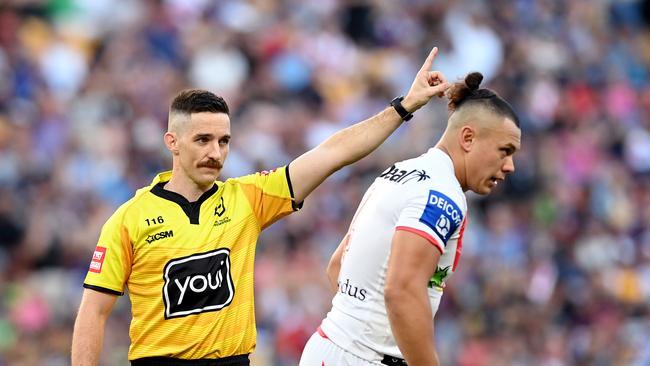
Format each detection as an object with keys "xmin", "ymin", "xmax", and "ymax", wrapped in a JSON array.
[
  {"xmin": 164, "ymin": 172, "xmax": 214, "ymax": 202},
  {"xmin": 435, "ymin": 142, "xmax": 468, "ymax": 191}
]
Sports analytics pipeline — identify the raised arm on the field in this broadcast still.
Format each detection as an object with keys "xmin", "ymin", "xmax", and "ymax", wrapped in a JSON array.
[
  {"xmin": 384, "ymin": 230, "xmax": 442, "ymax": 366},
  {"xmin": 71, "ymin": 289, "xmax": 118, "ymax": 366},
  {"xmin": 289, "ymin": 47, "xmax": 449, "ymax": 203}
]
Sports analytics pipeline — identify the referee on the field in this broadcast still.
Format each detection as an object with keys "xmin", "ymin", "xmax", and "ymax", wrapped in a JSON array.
[{"xmin": 71, "ymin": 47, "xmax": 449, "ymax": 366}]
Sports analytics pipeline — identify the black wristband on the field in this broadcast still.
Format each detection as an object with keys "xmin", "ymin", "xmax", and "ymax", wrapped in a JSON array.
[{"xmin": 390, "ymin": 96, "xmax": 414, "ymax": 121}]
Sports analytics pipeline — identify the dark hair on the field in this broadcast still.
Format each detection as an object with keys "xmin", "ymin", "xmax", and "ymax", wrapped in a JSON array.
[
  {"xmin": 170, "ymin": 89, "xmax": 230, "ymax": 115},
  {"xmin": 447, "ymin": 72, "xmax": 519, "ymax": 127}
]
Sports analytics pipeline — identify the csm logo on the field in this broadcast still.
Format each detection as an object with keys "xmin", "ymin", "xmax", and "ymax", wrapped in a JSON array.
[
  {"xmin": 162, "ymin": 249, "xmax": 234, "ymax": 319},
  {"xmin": 146, "ymin": 230, "xmax": 173, "ymax": 244}
]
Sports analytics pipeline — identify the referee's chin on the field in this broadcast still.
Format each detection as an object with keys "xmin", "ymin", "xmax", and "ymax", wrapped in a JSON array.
[{"xmin": 192, "ymin": 170, "xmax": 221, "ymax": 188}]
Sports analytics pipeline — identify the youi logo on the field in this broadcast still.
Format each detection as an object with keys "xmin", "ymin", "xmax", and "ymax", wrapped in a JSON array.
[
  {"xmin": 162, "ymin": 249, "xmax": 234, "ymax": 319},
  {"xmin": 420, "ymin": 190, "xmax": 463, "ymax": 245}
]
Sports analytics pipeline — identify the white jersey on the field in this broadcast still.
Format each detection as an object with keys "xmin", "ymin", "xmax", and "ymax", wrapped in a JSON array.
[{"xmin": 320, "ymin": 147, "xmax": 468, "ymax": 362}]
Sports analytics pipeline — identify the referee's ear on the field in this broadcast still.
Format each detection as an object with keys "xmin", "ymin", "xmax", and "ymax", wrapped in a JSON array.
[{"xmin": 164, "ymin": 131, "xmax": 180, "ymax": 156}]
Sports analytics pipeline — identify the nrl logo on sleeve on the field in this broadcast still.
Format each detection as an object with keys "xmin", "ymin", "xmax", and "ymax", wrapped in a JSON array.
[
  {"xmin": 162, "ymin": 249, "xmax": 234, "ymax": 319},
  {"xmin": 420, "ymin": 190, "xmax": 463, "ymax": 245},
  {"xmin": 89, "ymin": 246, "xmax": 107, "ymax": 273},
  {"xmin": 379, "ymin": 165, "xmax": 430, "ymax": 184},
  {"xmin": 260, "ymin": 168, "xmax": 278, "ymax": 176}
]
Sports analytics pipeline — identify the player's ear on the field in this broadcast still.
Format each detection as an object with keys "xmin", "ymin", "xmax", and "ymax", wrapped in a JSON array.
[
  {"xmin": 164, "ymin": 132, "xmax": 180, "ymax": 155},
  {"xmin": 459, "ymin": 125, "xmax": 475, "ymax": 153}
]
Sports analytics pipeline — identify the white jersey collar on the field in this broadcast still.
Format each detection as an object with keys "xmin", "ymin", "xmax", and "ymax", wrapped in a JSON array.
[{"xmin": 424, "ymin": 147, "xmax": 462, "ymax": 189}]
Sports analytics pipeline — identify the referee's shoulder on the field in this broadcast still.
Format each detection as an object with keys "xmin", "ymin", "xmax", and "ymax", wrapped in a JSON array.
[
  {"xmin": 105, "ymin": 183, "xmax": 159, "ymax": 223},
  {"xmin": 226, "ymin": 166, "xmax": 288, "ymax": 185}
]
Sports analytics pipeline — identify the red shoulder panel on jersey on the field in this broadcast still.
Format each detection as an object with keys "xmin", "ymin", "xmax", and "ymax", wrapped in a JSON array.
[{"xmin": 395, "ymin": 226, "xmax": 444, "ymax": 254}]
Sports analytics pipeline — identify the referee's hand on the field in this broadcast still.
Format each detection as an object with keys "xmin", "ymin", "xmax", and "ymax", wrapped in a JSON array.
[{"xmin": 401, "ymin": 47, "xmax": 450, "ymax": 113}]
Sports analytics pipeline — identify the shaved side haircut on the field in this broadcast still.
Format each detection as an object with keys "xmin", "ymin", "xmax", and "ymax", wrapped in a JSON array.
[{"xmin": 446, "ymin": 72, "xmax": 519, "ymax": 131}]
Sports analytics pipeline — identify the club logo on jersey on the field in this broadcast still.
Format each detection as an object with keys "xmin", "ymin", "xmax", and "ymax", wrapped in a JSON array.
[
  {"xmin": 379, "ymin": 165, "xmax": 429, "ymax": 184},
  {"xmin": 214, "ymin": 197, "xmax": 231, "ymax": 226},
  {"xmin": 89, "ymin": 246, "xmax": 107, "ymax": 273},
  {"xmin": 215, "ymin": 197, "xmax": 226, "ymax": 217},
  {"xmin": 420, "ymin": 190, "xmax": 463, "ymax": 245},
  {"xmin": 145, "ymin": 230, "xmax": 173, "ymax": 244},
  {"xmin": 162, "ymin": 249, "xmax": 234, "ymax": 319},
  {"xmin": 428, "ymin": 265, "xmax": 450, "ymax": 289}
]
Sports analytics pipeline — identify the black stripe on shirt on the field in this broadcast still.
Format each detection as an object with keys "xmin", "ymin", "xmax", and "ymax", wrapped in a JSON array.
[
  {"xmin": 83, "ymin": 283, "xmax": 123, "ymax": 296},
  {"xmin": 285, "ymin": 164, "xmax": 303, "ymax": 211}
]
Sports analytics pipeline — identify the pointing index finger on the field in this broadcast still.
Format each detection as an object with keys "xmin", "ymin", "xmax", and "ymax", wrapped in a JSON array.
[{"xmin": 420, "ymin": 47, "xmax": 438, "ymax": 72}]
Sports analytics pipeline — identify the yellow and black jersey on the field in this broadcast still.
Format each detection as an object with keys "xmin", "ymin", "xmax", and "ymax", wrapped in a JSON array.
[{"xmin": 83, "ymin": 166, "xmax": 301, "ymax": 361}]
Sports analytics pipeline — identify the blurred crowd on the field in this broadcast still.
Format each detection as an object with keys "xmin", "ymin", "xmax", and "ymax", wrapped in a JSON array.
[{"xmin": 1, "ymin": 0, "xmax": 650, "ymax": 365}]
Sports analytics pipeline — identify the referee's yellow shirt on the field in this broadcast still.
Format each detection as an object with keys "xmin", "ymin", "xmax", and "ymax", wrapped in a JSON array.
[{"xmin": 83, "ymin": 166, "xmax": 300, "ymax": 360}]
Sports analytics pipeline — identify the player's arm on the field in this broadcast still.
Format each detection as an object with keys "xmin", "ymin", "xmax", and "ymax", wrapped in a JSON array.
[
  {"xmin": 71, "ymin": 289, "xmax": 118, "ymax": 366},
  {"xmin": 384, "ymin": 230, "xmax": 441, "ymax": 366},
  {"xmin": 326, "ymin": 234, "xmax": 349, "ymax": 293},
  {"xmin": 288, "ymin": 47, "xmax": 449, "ymax": 203}
]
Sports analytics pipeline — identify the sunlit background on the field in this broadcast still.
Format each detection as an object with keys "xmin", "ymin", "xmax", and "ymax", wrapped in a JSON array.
[{"xmin": 1, "ymin": 0, "xmax": 650, "ymax": 365}]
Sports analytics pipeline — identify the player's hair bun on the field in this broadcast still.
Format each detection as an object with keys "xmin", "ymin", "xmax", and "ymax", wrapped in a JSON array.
[
  {"xmin": 444, "ymin": 72, "xmax": 519, "ymax": 125},
  {"xmin": 447, "ymin": 71, "xmax": 485, "ymax": 112},
  {"xmin": 465, "ymin": 72, "xmax": 483, "ymax": 91}
]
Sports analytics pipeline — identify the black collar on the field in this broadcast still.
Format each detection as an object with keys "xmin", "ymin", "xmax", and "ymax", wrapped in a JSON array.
[{"xmin": 150, "ymin": 182, "xmax": 219, "ymax": 225}]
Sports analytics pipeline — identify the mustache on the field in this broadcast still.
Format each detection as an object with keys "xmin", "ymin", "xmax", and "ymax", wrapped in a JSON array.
[{"xmin": 198, "ymin": 159, "xmax": 223, "ymax": 169}]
